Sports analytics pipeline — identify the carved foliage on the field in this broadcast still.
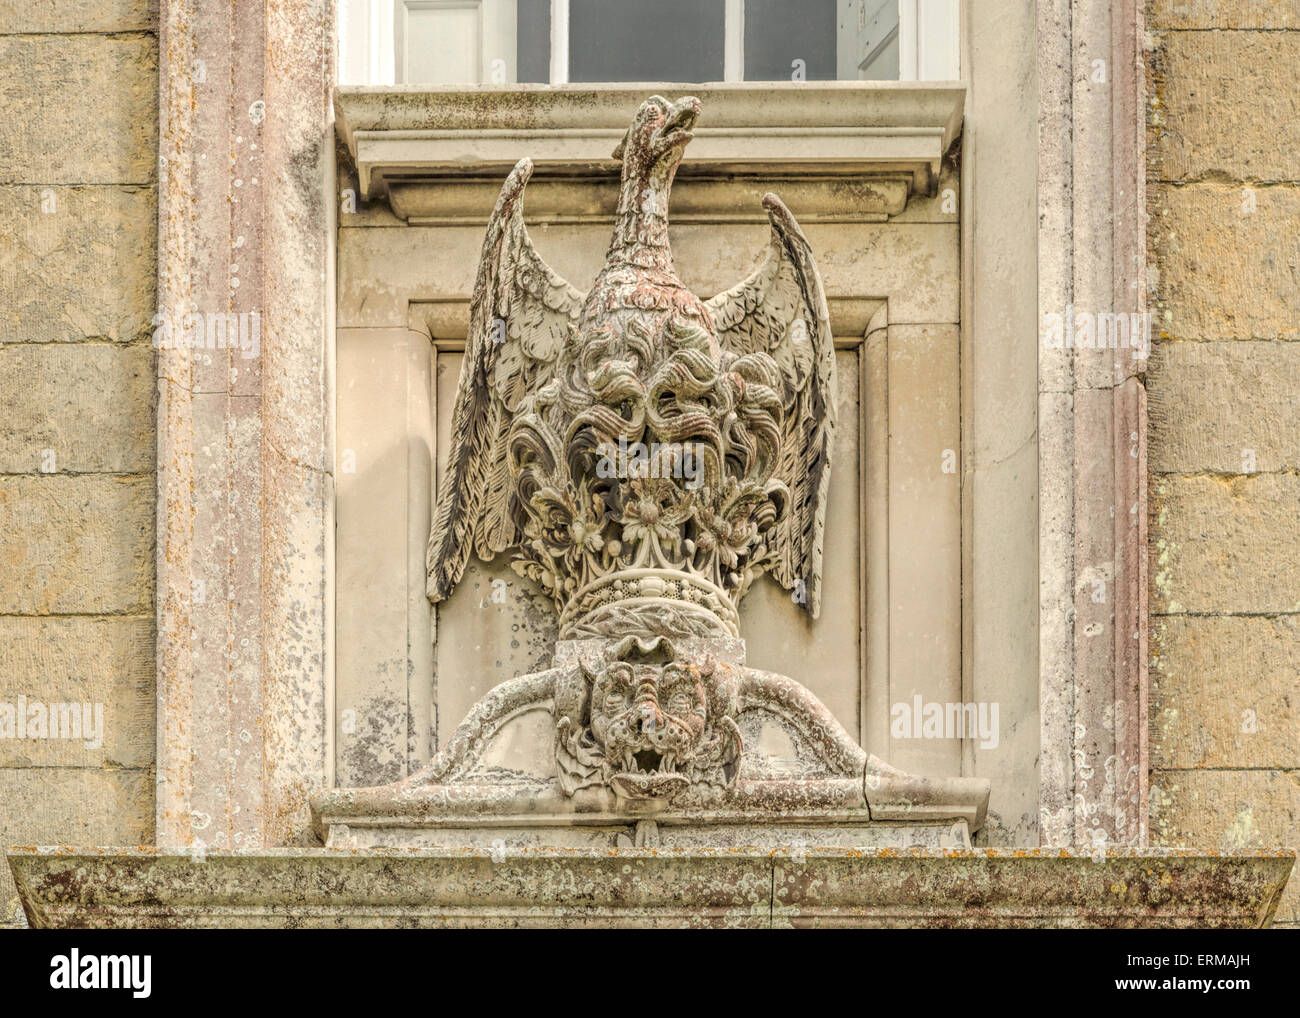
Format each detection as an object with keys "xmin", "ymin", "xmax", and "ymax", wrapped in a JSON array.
[{"xmin": 507, "ymin": 306, "xmax": 790, "ymax": 637}]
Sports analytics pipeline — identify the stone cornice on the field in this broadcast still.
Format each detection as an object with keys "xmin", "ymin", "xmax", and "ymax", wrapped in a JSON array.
[
  {"xmin": 9, "ymin": 848, "xmax": 1293, "ymax": 928},
  {"xmin": 335, "ymin": 83, "xmax": 965, "ymax": 223}
]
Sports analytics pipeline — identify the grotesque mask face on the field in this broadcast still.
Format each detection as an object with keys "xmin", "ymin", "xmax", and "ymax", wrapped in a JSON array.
[
  {"xmin": 590, "ymin": 660, "xmax": 705, "ymax": 802},
  {"xmin": 553, "ymin": 636, "xmax": 745, "ymax": 808}
]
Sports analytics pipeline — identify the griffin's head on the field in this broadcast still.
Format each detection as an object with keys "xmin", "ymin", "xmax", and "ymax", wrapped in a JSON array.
[{"xmin": 612, "ymin": 95, "xmax": 701, "ymax": 178}]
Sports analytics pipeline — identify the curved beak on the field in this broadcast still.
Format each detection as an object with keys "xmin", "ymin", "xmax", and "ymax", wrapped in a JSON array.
[{"xmin": 653, "ymin": 96, "xmax": 701, "ymax": 157}]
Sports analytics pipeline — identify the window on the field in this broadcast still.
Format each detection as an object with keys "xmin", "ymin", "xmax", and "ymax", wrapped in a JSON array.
[
  {"xmin": 566, "ymin": 0, "xmax": 725, "ymax": 83},
  {"xmin": 338, "ymin": 0, "xmax": 959, "ymax": 85}
]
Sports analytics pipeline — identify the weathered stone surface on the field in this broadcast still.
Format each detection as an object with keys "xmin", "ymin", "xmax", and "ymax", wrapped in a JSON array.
[
  {"xmin": 0, "ymin": 35, "xmax": 156, "ymax": 184},
  {"xmin": 431, "ymin": 558, "xmax": 558, "ymax": 754},
  {"xmin": 337, "ymin": 84, "xmax": 961, "ymax": 211},
  {"xmin": 968, "ymin": 427, "xmax": 1040, "ymax": 845},
  {"xmin": 0, "ymin": 770, "xmax": 153, "ymax": 928},
  {"xmin": 1149, "ymin": 1, "xmax": 1300, "ymax": 30},
  {"xmin": 966, "ymin": 0, "xmax": 1041, "ymax": 850},
  {"xmin": 338, "ymin": 221, "xmax": 959, "ymax": 330},
  {"xmin": 1148, "ymin": 340, "xmax": 1300, "ymax": 474},
  {"xmin": 388, "ymin": 176, "xmax": 916, "ymax": 228},
  {"xmin": 151, "ymin": 0, "xmax": 335, "ymax": 853},
  {"xmin": 7, "ymin": 847, "xmax": 1292, "ymax": 928},
  {"xmin": 885, "ymin": 325, "xmax": 962, "ymax": 778},
  {"xmin": 1145, "ymin": 15, "xmax": 1300, "ymax": 930},
  {"xmin": 1151, "ymin": 472, "xmax": 1300, "ymax": 615},
  {"xmin": 1149, "ymin": 185, "xmax": 1300, "ymax": 342},
  {"xmin": 1152, "ymin": 614, "xmax": 1299, "ymax": 770},
  {"xmin": 0, "ymin": 343, "xmax": 153, "ymax": 473},
  {"xmin": 259, "ymin": 449, "xmax": 330, "ymax": 847},
  {"xmin": 889, "ymin": 163, "xmax": 960, "ymax": 224},
  {"xmin": 771, "ymin": 848, "xmax": 1293, "ymax": 929},
  {"xmin": 0, "ymin": 475, "xmax": 154, "ymax": 614},
  {"xmin": 0, "ymin": 5, "xmax": 159, "ymax": 934},
  {"xmin": 335, "ymin": 327, "xmax": 434, "ymax": 784},
  {"xmin": 741, "ymin": 349, "xmax": 863, "ymax": 741},
  {"xmin": 0, "ymin": 186, "xmax": 155, "ymax": 343},
  {"xmin": 0, "ymin": 1, "xmax": 155, "ymax": 33},
  {"xmin": 0, "ymin": 616, "xmax": 154, "ymax": 768},
  {"xmin": 1150, "ymin": 30, "xmax": 1300, "ymax": 181},
  {"xmin": 1150, "ymin": 768, "xmax": 1300, "ymax": 922},
  {"xmin": 1037, "ymin": 389, "xmax": 1074, "ymax": 846},
  {"xmin": 1153, "ymin": 769, "xmax": 1300, "ymax": 849}
]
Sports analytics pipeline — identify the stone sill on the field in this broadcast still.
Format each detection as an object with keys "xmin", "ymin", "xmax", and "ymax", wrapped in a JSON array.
[
  {"xmin": 8, "ymin": 847, "xmax": 1292, "ymax": 929},
  {"xmin": 335, "ymin": 82, "xmax": 965, "ymax": 223}
]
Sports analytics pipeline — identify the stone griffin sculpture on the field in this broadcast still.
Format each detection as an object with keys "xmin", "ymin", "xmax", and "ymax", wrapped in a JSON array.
[
  {"xmin": 313, "ymin": 97, "xmax": 988, "ymax": 844},
  {"xmin": 427, "ymin": 94, "xmax": 835, "ymax": 633}
]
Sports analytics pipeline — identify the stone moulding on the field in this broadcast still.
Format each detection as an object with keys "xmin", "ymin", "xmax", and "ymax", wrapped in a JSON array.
[
  {"xmin": 310, "ymin": 646, "xmax": 991, "ymax": 851},
  {"xmin": 7, "ymin": 848, "xmax": 1293, "ymax": 929},
  {"xmin": 334, "ymin": 82, "xmax": 965, "ymax": 223}
]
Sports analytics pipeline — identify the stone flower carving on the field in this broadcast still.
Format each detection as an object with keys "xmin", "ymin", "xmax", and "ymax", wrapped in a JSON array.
[{"xmin": 619, "ymin": 477, "xmax": 692, "ymax": 552}]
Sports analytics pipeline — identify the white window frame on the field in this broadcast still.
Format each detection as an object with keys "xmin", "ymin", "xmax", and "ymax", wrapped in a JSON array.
[
  {"xmin": 394, "ymin": 0, "xmax": 485, "ymax": 85},
  {"xmin": 898, "ymin": 0, "xmax": 960, "ymax": 81},
  {"xmin": 339, "ymin": 0, "xmax": 959, "ymax": 85},
  {"xmin": 338, "ymin": 0, "xmax": 396, "ymax": 86}
]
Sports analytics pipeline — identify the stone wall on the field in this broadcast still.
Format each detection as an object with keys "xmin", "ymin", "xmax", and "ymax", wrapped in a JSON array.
[
  {"xmin": 1146, "ymin": 0, "xmax": 1300, "ymax": 927},
  {"xmin": 0, "ymin": 1, "xmax": 158, "ymax": 926}
]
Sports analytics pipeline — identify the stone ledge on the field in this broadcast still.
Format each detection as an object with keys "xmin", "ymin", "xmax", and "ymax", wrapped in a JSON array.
[
  {"xmin": 335, "ymin": 83, "xmax": 965, "ymax": 220},
  {"xmin": 7, "ymin": 847, "xmax": 1292, "ymax": 929}
]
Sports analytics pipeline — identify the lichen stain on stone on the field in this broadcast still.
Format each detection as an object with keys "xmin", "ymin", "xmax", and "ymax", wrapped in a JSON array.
[{"xmin": 339, "ymin": 690, "xmax": 409, "ymax": 787}]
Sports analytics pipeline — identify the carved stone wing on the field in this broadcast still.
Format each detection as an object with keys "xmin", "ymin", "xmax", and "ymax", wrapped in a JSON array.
[
  {"xmin": 705, "ymin": 194, "xmax": 836, "ymax": 617},
  {"xmin": 427, "ymin": 158, "xmax": 586, "ymax": 603}
]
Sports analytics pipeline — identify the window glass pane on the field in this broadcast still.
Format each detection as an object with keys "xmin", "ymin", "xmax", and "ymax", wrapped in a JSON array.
[
  {"xmin": 841, "ymin": 0, "xmax": 900, "ymax": 80},
  {"xmin": 569, "ymin": 0, "xmax": 725, "ymax": 83},
  {"xmin": 400, "ymin": 3, "xmax": 482, "ymax": 83},
  {"xmin": 516, "ymin": 0, "xmax": 550, "ymax": 83},
  {"xmin": 396, "ymin": 0, "xmax": 524, "ymax": 84},
  {"xmin": 744, "ymin": 0, "xmax": 837, "ymax": 81},
  {"xmin": 339, "ymin": 0, "xmax": 940, "ymax": 86}
]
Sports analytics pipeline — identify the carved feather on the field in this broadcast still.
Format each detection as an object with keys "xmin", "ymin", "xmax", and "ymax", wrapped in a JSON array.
[
  {"xmin": 426, "ymin": 158, "xmax": 586, "ymax": 602},
  {"xmin": 705, "ymin": 194, "xmax": 836, "ymax": 617}
]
